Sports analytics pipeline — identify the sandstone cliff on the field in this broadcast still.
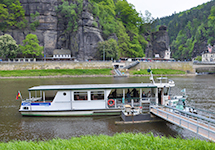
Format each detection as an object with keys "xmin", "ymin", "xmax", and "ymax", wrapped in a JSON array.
[
  {"xmin": 145, "ymin": 25, "xmax": 169, "ymax": 58},
  {"xmin": 1, "ymin": 0, "xmax": 169, "ymax": 61},
  {"xmin": 1, "ymin": 0, "xmax": 103, "ymax": 61}
]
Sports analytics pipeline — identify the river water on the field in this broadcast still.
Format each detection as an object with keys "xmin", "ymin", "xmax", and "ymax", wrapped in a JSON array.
[{"xmin": 0, "ymin": 75, "xmax": 215, "ymax": 142}]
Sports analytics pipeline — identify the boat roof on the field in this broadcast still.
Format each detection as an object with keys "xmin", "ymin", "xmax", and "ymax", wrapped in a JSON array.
[{"xmin": 28, "ymin": 83, "xmax": 157, "ymax": 91}]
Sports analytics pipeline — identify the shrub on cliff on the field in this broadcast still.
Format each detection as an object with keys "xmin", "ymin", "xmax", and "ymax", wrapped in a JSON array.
[
  {"xmin": 19, "ymin": 34, "xmax": 44, "ymax": 58},
  {"xmin": 0, "ymin": 34, "xmax": 19, "ymax": 58},
  {"xmin": 0, "ymin": 0, "xmax": 27, "ymax": 31}
]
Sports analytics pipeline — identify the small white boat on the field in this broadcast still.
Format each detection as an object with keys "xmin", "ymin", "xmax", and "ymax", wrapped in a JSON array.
[{"xmin": 18, "ymin": 70, "xmax": 185, "ymax": 117}]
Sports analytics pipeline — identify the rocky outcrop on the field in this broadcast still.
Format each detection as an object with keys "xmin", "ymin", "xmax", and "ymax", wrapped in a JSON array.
[
  {"xmin": 145, "ymin": 25, "xmax": 169, "ymax": 58},
  {"xmin": 1, "ymin": 0, "xmax": 103, "ymax": 60},
  {"xmin": 72, "ymin": 2, "xmax": 103, "ymax": 60}
]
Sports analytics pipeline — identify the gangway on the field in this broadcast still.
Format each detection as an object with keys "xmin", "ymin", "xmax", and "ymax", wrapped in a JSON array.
[
  {"xmin": 114, "ymin": 69, "xmax": 123, "ymax": 76},
  {"xmin": 123, "ymin": 61, "xmax": 139, "ymax": 69},
  {"xmin": 114, "ymin": 69, "xmax": 127, "ymax": 77},
  {"xmin": 150, "ymin": 105, "xmax": 215, "ymax": 142}
]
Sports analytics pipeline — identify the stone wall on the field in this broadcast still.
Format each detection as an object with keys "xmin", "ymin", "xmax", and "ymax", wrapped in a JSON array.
[
  {"xmin": 0, "ymin": 61, "xmax": 195, "ymax": 73},
  {"xmin": 0, "ymin": 61, "xmax": 112, "ymax": 70},
  {"xmin": 129, "ymin": 62, "xmax": 195, "ymax": 73}
]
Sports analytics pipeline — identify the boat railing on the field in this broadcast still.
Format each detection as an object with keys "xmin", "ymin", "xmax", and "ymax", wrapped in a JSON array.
[
  {"xmin": 184, "ymin": 105, "xmax": 215, "ymax": 120},
  {"xmin": 109, "ymin": 97, "xmax": 156, "ymax": 108},
  {"xmin": 24, "ymin": 97, "xmax": 42, "ymax": 102}
]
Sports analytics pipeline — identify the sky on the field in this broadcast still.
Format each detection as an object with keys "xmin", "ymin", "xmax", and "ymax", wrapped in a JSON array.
[{"xmin": 127, "ymin": 0, "xmax": 211, "ymax": 18}]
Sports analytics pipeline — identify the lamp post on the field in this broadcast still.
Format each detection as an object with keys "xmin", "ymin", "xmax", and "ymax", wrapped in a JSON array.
[{"xmin": 103, "ymin": 45, "xmax": 105, "ymax": 61}]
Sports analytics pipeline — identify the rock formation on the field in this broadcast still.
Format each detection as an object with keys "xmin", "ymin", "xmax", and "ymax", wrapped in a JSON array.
[
  {"xmin": 145, "ymin": 25, "xmax": 170, "ymax": 58},
  {"xmin": 1, "ymin": 0, "xmax": 103, "ymax": 61}
]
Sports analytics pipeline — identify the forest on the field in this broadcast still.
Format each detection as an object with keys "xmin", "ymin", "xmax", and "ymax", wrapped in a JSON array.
[
  {"xmin": 156, "ymin": 0, "xmax": 215, "ymax": 60},
  {"xmin": 1, "ymin": 0, "xmax": 215, "ymax": 60}
]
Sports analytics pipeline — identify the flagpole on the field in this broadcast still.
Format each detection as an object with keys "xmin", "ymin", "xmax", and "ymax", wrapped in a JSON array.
[{"xmin": 18, "ymin": 91, "xmax": 23, "ymax": 100}]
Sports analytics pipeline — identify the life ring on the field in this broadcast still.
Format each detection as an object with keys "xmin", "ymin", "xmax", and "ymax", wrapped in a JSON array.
[
  {"xmin": 168, "ymin": 95, "xmax": 171, "ymax": 100},
  {"xmin": 108, "ymin": 99, "xmax": 115, "ymax": 106}
]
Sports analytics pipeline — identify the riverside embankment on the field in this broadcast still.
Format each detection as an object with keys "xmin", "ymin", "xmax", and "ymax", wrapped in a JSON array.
[{"xmin": 0, "ymin": 61, "xmax": 195, "ymax": 73}]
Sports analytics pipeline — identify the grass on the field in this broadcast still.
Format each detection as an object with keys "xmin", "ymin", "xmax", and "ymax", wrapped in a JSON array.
[
  {"xmin": 0, "ymin": 69, "xmax": 186, "ymax": 77},
  {"xmin": 131, "ymin": 69, "xmax": 186, "ymax": 75},
  {"xmin": 0, "ymin": 133, "xmax": 214, "ymax": 150},
  {"xmin": 0, "ymin": 69, "xmax": 112, "ymax": 77}
]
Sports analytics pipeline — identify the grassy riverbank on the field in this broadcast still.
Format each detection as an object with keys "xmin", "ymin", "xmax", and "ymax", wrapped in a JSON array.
[
  {"xmin": 0, "ymin": 133, "xmax": 214, "ymax": 149},
  {"xmin": 130, "ymin": 69, "xmax": 186, "ymax": 75},
  {"xmin": 0, "ymin": 68, "xmax": 187, "ymax": 78},
  {"xmin": 0, "ymin": 69, "xmax": 112, "ymax": 77}
]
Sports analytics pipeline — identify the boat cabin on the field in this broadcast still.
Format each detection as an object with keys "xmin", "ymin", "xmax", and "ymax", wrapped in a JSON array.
[
  {"xmin": 19, "ymin": 83, "xmax": 159, "ymax": 116},
  {"xmin": 152, "ymin": 77, "xmax": 175, "ymax": 106}
]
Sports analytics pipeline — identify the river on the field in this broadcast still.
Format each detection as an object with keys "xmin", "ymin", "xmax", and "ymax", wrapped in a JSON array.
[{"xmin": 0, "ymin": 75, "xmax": 215, "ymax": 142}]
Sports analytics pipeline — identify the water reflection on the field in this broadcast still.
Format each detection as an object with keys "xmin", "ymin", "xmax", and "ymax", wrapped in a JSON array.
[{"xmin": 0, "ymin": 75, "xmax": 215, "ymax": 142}]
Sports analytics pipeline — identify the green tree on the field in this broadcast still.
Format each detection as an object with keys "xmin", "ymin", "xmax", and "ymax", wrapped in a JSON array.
[
  {"xmin": 0, "ymin": 0, "xmax": 27, "ymax": 31},
  {"xmin": 90, "ymin": 0, "xmax": 117, "ymax": 39},
  {"xmin": 19, "ymin": 34, "xmax": 43, "ymax": 58},
  {"xmin": 97, "ymin": 38, "xmax": 118, "ymax": 60},
  {"xmin": 0, "ymin": 34, "xmax": 19, "ymax": 58},
  {"xmin": 207, "ymin": 6, "xmax": 215, "ymax": 44},
  {"xmin": 115, "ymin": 21, "xmax": 130, "ymax": 57},
  {"xmin": 115, "ymin": 0, "xmax": 142, "ymax": 28},
  {"xmin": 195, "ymin": 56, "xmax": 202, "ymax": 61},
  {"xmin": 56, "ymin": 0, "xmax": 83, "ymax": 34},
  {"xmin": 0, "ymin": 4, "xmax": 9, "ymax": 30}
]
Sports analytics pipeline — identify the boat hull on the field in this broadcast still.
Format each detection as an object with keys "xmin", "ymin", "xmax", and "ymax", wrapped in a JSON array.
[{"xmin": 19, "ymin": 109, "xmax": 121, "ymax": 117}]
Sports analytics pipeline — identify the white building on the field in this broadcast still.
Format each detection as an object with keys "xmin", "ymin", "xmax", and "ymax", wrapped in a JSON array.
[
  {"xmin": 202, "ymin": 45, "xmax": 215, "ymax": 62},
  {"xmin": 164, "ymin": 48, "xmax": 171, "ymax": 60},
  {"xmin": 53, "ymin": 49, "xmax": 71, "ymax": 58},
  {"xmin": 202, "ymin": 53, "xmax": 215, "ymax": 62}
]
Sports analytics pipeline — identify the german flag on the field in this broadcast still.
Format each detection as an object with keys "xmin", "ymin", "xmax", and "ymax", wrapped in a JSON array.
[{"xmin": 16, "ymin": 92, "xmax": 21, "ymax": 100}]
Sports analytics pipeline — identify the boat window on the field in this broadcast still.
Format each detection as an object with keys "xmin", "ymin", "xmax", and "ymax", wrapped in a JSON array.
[
  {"xmin": 63, "ymin": 92, "xmax": 66, "ymax": 96},
  {"xmin": 30, "ymin": 91, "xmax": 41, "ymax": 99},
  {"xmin": 163, "ymin": 87, "xmax": 169, "ymax": 96},
  {"xmin": 91, "ymin": 91, "xmax": 104, "ymax": 100},
  {"xmin": 45, "ymin": 90, "xmax": 57, "ymax": 101},
  {"xmin": 74, "ymin": 92, "xmax": 88, "ymax": 101}
]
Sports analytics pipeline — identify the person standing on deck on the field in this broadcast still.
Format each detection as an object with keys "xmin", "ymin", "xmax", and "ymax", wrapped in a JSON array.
[
  {"xmin": 147, "ymin": 91, "xmax": 151, "ymax": 97},
  {"xmin": 126, "ymin": 89, "xmax": 131, "ymax": 102},
  {"xmin": 142, "ymin": 91, "xmax": 147, "ymax": 100},
  {"xmin": 112, "ymin": 89, "xmax": 117, "ymax": 98}
]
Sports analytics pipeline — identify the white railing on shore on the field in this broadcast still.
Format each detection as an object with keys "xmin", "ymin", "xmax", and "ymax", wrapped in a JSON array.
[{"xmin": 7, "ymin": 58, "xmax": 36, "ymax": 62}]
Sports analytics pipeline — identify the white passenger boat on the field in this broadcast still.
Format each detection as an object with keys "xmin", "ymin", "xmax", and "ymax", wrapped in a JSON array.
[
  {"xmin": 19, "ymin": 83, "xmax": 157, "ymax": 116},
  {"xmin": 18, "ymin": 70, "xmax": 185, "ymax": 117}
]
